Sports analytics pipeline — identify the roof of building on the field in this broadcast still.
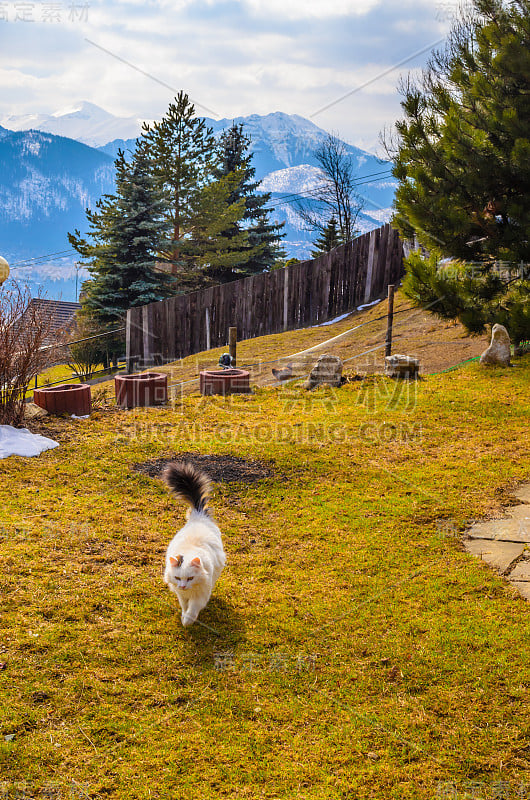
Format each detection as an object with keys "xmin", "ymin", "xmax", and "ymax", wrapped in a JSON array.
[{"xmin": 26, "ymin": 299, "xmax": 81, "ymax": 334}]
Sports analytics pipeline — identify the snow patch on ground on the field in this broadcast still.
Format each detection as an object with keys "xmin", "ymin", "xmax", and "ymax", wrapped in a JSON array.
[
  {"xmin": 314, "ymin": 298, "xmax": 383, "ymax": 327},
  {"xmin": 357, "ymin": 298, "xmax": 383, "ymax": 311},
  {"xmin": 316, "ymin": 312, "xmax": 352, "ymax": 327},
  {"xmin": 0, "ymin": 425, "xmax": 59, "ymax": 459}
]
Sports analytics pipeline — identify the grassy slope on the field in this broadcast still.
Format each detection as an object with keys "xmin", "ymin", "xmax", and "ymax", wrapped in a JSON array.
[
  {"xmin": 1, "ymin": 318, "xmax": 529, "ymax": 798},
  {"xmin": 57, "ymin": 291, "xmax": 487, "ymax": 400}
]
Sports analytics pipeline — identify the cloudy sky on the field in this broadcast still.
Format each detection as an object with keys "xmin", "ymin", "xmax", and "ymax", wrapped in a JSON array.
[{"xmin": 1, "ymin": 0, "xmax": 457, "ymax": 152}]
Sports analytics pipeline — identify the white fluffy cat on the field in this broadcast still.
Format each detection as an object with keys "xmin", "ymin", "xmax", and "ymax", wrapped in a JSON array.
[{"xmin": 163, "ymin": 462, "xmax": 226, "ymax": 627}]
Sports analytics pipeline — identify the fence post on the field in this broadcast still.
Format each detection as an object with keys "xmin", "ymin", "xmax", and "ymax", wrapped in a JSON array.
[
  {"xmin": 229, "ymin": 327, "xmax": 237, "ymax": 367},
  {"xmin": 142, "ymin": 305, "xmax": 151, "ymax": 367},
  {"xmin": 125, "ymin": 308, "xmax": 133, "ymax": 373},
  {"xmin": 206, "ymin": 307, "xmax": 211, "ymax": 351},
  {"xmin": 385, "ymin": 284, "xmax": 395, "ymax": 358},
  {"xmin": 283, "ymin": 266, "xmax": 289, "ymax": 331},
  {"xmin": 363, "ymin": 229, "xmax": 377, "ymax": 304}
]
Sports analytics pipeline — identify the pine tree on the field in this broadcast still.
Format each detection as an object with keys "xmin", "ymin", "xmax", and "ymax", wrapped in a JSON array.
[
  {"xmin": 69, "ymin": 149, "xmax": 175, "ymax": 331},
  {"xmin": 136, "ymin": 94, "xmax": 251, "ymax": 289},
  {"xmin": 310, "ymin": 216, "xmax": 341, "ymax": 257},
  {"xmin": 389, "ymin": 0, "xmax": 530, "ymax": 262},
  {"xmin": 208, "ymin": 123, "xmax": 285, "ymax": 282},
  {"xmin": 388, "ymin": 0, "xmax": 530, "ymax": 345},
  {"xmin": 177, "ymin": 169, "xmax": 250, "ymax": 291}
]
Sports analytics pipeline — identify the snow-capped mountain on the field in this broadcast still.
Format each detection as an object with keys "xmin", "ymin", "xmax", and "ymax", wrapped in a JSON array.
[
  {"xmin": 1, "ymin": 101, "xmax": 143, "ymax": 148},
  {"xmin": 99, "ymin": 109, "xmax": 386, "ymax": 181},
  {"xmin": 259, "ymin": 163, "xmax": 395, "ymax": 256},
  {"xmin": 0, "ymin": 105, "xmax": 397, "ymax": 299}
]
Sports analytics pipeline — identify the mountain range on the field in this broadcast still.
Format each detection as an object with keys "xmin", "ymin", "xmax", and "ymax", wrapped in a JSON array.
[{"xmin": 0, "ymin": 103, "xmax": 397, "ymax": 300}]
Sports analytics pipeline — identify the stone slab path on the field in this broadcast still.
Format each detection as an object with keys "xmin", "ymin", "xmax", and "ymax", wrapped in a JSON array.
[{"xmin": 464, "ymin": 484, "xmax": 530, "ymax": 600}]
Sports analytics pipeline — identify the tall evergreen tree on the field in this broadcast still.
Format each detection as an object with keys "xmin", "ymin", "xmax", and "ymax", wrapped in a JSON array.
[
  {"xmin": 136, "ymin": 93, "xmax": 251, "ymax": 288},
  {"xmin": 389, "ymin": 0, "xmax": 530, "ymax": 263},
  {"xmin": 388, "ymin": 0, "xmax": 530, "ymax": 345},
  {"xmin": 310, "ymin": 216, "xmax": 341, "ymax": 257},
  {"xmin": 69, "ymin": 149, "xmax": 175, "ymax": 330},
  {"xmin": 208, "ymin": 123, "xmax": 285, "ymax": 282}
]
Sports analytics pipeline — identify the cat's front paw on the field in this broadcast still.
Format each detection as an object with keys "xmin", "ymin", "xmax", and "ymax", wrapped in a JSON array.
[{"xmin": 181, "ymin": 612, "xmax": 197, "ymax": 627}]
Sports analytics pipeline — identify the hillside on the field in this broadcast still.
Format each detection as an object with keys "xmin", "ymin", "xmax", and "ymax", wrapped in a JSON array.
[{"xmin": 115, "ymin": 291, "xmax": 491, "ymax": 395}]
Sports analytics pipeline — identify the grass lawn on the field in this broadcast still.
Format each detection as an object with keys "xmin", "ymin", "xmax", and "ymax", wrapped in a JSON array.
[{"xmin": 1, "ymin": 343, "xmax": 529, "ymax": 798}]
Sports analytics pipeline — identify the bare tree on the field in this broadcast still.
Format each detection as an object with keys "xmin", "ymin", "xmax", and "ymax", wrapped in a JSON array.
[
  {"xmin": 297, "ymin": 133, "xmax": 364, "ymax": 246},
  {"xmin": 0, "ymin": 283, "xmax": 56, "ymax": 426}
]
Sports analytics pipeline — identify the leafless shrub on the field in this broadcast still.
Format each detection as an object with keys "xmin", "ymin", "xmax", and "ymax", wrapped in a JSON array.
[
  {"xmin": 66, "ymin": 314, "xmax": 107, "ymax": 381},
  {"xmin": 0, "ymin": 282, "xmax": 56, "ymax": 426}
]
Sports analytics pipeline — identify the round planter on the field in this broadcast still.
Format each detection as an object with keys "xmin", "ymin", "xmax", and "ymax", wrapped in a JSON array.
[
  {"xmin": 115, "ymin": 372, "xmax": 168, "ymax": 408},
  {"xmin": 33, "ymin": 383, "xmax": 91, "ymax": 416},
  {"xmin": 199, "ymin": 368, "xmax": 251, "ymax": 396}
]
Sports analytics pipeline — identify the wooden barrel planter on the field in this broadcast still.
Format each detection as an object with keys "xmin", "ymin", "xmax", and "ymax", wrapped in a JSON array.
[
  {"xmin": 199, "ymin": 369, "xmax": 251, "ymax": 396},
  {"xmin": 115, "ymin": 372, "xmax": 168, "ymax": 408},
  {"xmin": 33, "ymin": 383, "xmax": 91, "ymax": 416}
]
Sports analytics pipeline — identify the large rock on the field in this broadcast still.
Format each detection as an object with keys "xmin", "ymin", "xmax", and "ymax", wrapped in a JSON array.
[
  {"xmin": 384, "ymin": 354, "xmax": 420, "ymax": 379},
  {"xmin": 480, "ymin": 323, "xmax": 511, "ymax": 366},
  {"xmin": 24, "ymin": 402, "xmax": 48, "ymax": 420},
  {"xmin": 306, "ymin": 354, "xmax": 343, "ymax": 389}
]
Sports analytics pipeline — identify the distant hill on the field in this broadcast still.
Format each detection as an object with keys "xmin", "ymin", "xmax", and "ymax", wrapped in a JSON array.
[
  {"xmin": 0, "ymin": 106, "xmax": 397, "ymax": 299},
  {"xmin": 0, "ymin": 128, "xmax": 115, "ymax": 298}
]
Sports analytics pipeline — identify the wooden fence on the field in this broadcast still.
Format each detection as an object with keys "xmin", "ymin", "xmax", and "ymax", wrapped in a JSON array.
[{"xmin": 126, "ymin": 223, "xmax": 404, "ymax": 365}]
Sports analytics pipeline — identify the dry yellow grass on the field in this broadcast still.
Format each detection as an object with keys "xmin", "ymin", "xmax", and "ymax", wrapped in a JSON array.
[{"xmin": 1, "ymin": 297, "xmax": 527, "ymax": 799}]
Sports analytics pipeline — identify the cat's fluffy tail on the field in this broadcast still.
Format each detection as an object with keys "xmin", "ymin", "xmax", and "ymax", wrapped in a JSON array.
[{"xmin": 163, "ymin": 462, "xmax": 211, "ymax": 514}]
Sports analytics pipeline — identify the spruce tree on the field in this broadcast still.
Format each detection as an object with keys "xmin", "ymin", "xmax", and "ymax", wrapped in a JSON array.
[
  {"xmin": 69, "ymin": 149, "xmax": 175, "ymax": 330},
  {"xmin": 136, "ymin": 94, "xmax": 251, "ymax": 289},
  {"xmin": 310, "ymin": 217, "xmax": 341, "ymax": 257},
  {"xmin": 208, "ymin": 123, "xmax": 285, "ymax": 282},
  {"xmin": 388, "ymin": 0, "xmax": 530, "ymax": 345}
]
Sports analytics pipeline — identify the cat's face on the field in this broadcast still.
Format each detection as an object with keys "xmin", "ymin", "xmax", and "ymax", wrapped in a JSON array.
[{"xmin": 168, "ymin": 554, "xmax": 201, "ymax": 590}]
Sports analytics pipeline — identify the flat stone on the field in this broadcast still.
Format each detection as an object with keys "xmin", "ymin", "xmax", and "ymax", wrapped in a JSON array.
[
  {"xmin": 515, "ymin": 484, "xmax": 530, "ymax": 504},
  {"xmin": 509, "ymin": 581, "xmax": 530, "ymax": 601},
  {"xmin": 464, "ymin": 539, "xmax": 525, "ymax": 573},
  {"xmin": 507, "ymin": 559, "xmax": 530, "ymax": 582},
  {"xmin": 467, "ymin": 507, "xmax": 530, "ymax": 543}
]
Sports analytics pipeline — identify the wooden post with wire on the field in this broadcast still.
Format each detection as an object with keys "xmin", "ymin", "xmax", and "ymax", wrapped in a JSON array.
[
  {"xmin": 229, "ymin": 327, "xmax": 237, "ymax": 367},
  {"xmin": 385, "ymin": 284, "xmax": 395, "ymax": 358}
]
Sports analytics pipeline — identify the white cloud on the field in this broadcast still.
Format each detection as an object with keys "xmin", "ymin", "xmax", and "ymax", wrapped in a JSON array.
[
  {"xmin": 0, "ymin": 0, "xmax": 449, "ymax": 146},
  {"xmin": 244, "ymin": 0, "xmax": 380, "ymax": 19}
]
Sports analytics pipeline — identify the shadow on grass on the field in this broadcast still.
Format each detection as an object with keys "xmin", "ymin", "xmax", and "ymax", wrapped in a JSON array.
[
  {"xmin": 188, "ymin": 596, "xmax": 245, "ymax": 645},
  {"xmin": 159, "ymin": 595, "xmax": 246, "ymax": 671}
]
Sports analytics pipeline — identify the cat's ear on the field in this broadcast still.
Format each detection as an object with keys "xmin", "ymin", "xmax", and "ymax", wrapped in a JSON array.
[
  {"xmin": 170, "ymin": 555, "xmax": 183, "ymax": 567},
  {"xmin": 190, "ymin": 556, "xmax": 201, "ymax": 568}
]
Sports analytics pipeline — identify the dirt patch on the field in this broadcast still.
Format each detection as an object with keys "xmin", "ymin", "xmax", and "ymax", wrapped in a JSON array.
[
  {"xmin": 23, "ymin": 416, "xmax": 74, "ymax": 443},
  {"xmin": 133, "ymin": 452, "xmax": 275, "ymax": 484}
]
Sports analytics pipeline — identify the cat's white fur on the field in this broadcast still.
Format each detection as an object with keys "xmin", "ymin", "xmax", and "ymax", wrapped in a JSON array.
[{"xmin": 163, "ymin": 465, "xmax": 225, "ymax": 627}]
